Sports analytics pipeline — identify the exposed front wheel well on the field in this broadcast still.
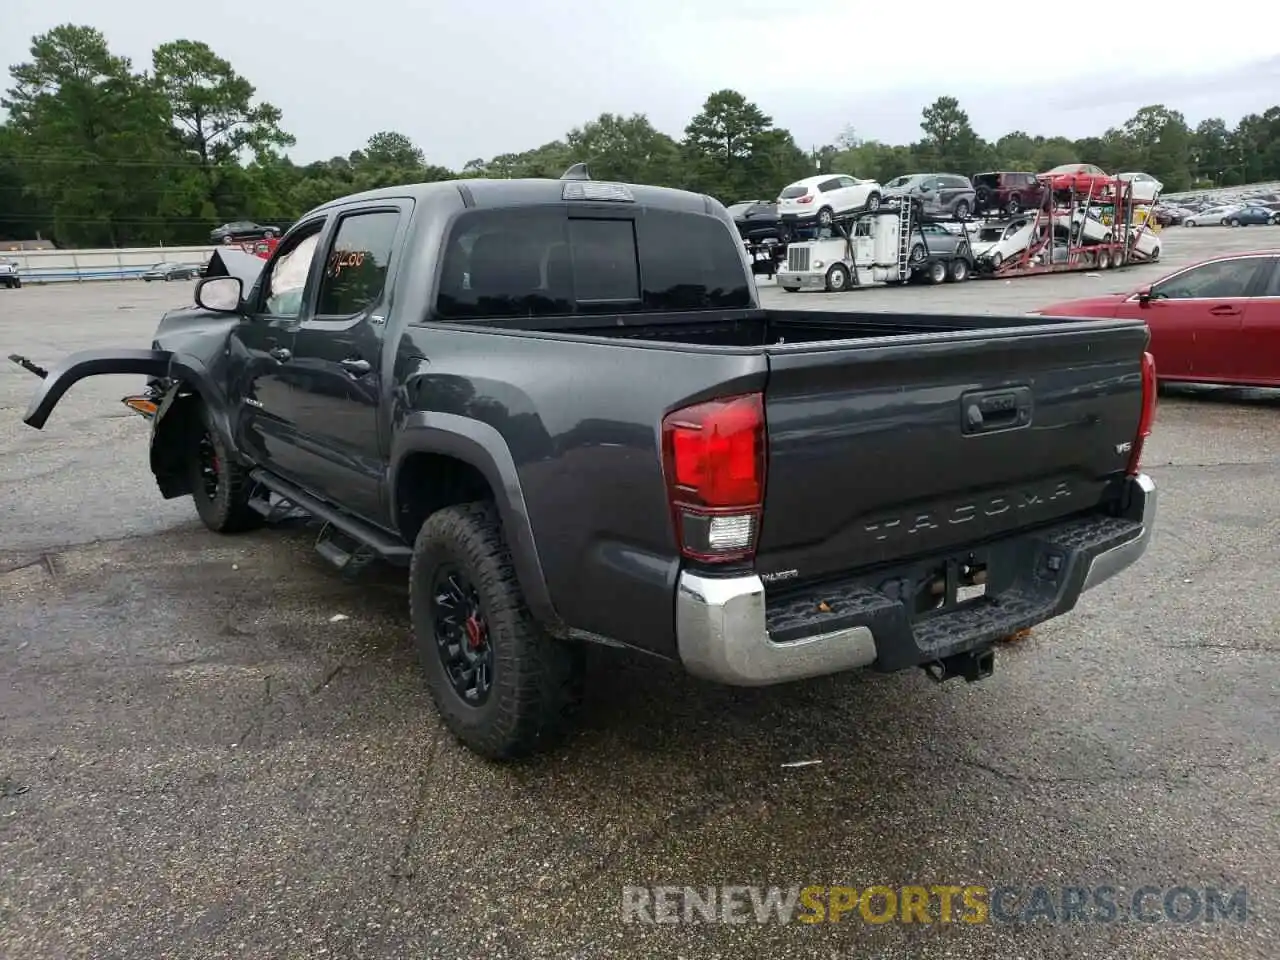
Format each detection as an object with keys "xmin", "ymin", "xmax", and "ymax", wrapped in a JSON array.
[
  {"xmin": 395, "ymin": 452, "xmax": 495, "ymax": 545},
  {"xmin": 151, "ymin": 388, "xmax": 204, "ymax": 498}
]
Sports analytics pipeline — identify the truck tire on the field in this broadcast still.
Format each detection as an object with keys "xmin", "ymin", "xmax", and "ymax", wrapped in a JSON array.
[
  {"xmin": 409, "ymin": 501, "xmax": 584, "ymax": 760},
  {"xmin": 825, "ymin": 263, "xmax": 851, "ymax": 292},
  {"xmin": 947, "ymin": 258, "xmax": 969, "ymax": 282},
  {"xmin": 185, "ymin": 403, "xmax": 262, "ymax": 533},
  {"xmin": 924, "ymin": 260, "xmax": 947, "ymax": 284}
]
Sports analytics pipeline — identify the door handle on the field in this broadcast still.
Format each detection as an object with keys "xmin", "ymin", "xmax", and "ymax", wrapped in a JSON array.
[
  {"xmin": 1208, "ymin": 305, "xmax": 1241, "ymax": 316},
  {"xmin": 269, "ymin": 346, "xmax": 292, "ymax": 362},
  {"xmin": 340, "ymin": 358, "xmax": 371, "ymax": 375}
]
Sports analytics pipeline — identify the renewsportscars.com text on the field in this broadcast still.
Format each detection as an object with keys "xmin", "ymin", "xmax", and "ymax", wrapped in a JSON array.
[{"xmin": 621, "ymin": 884, "xmax": 1249, "ymax": 925}]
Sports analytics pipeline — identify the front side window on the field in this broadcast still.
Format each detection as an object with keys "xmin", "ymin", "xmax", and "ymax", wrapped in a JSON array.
[
  {"xmin": 1152, "ymin": 257, "xmax": 1265, "ymax": 300},
  {"xmin": 315, "ymin": 210, "xmax": 401, "ymax": 317},
  {"xmin": 434, "ymin": 207, "xmax": 751, "ymax": 321},
  {"xmin": 262, "ymin": 228, "xmax": 322, "ymax": 317}
]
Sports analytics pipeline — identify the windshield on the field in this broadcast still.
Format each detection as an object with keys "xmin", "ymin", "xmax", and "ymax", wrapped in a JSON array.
[
  {"xmin": 884, "ymin": 176, "xmax": 913, "ymax": 188},
  {"xmin": 1047, "ymin": 164, "xmax": 1083, "ymax": 174}
]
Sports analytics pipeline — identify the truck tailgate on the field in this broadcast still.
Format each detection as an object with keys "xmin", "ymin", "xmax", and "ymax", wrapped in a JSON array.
[{"xmin": 754, "ymin": 319, "xmax": 1150, "ymax": 581}]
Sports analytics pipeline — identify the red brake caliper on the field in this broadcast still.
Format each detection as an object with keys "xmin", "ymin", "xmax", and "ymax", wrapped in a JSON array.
[{"xmin": 464, "ymin": 615, "xmax": 484, "ymax": 650}]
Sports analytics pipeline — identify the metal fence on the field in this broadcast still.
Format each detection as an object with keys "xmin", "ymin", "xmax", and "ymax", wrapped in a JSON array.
[{"xmin": 0, "ymin": 246, "xmax": 220, "ymax": 284}]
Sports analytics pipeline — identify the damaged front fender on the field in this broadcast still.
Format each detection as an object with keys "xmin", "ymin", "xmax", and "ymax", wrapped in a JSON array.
[{"xmin": 14, "ymin": 348, "xmax": 174, "ymax": 429}]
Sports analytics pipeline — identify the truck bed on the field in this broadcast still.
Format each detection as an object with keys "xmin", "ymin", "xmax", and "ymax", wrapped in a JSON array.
[{"xmin": 507, "ymin": 307, "xmax": 1151, "ymax": 586}]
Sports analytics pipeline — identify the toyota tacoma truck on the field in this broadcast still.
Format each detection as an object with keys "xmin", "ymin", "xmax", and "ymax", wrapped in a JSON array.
[{"xmin": 11, "ymin": 166, "xmax": 1159, "ymax": 760}]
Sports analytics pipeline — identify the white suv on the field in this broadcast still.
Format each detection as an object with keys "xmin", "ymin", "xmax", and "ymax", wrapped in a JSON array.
[{"xmin": 777, "ymin": 174, "xmax": 882, "ymax": 228}]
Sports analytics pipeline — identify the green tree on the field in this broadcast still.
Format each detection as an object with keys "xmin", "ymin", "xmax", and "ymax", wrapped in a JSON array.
[
  {"xmin": 151, "ymin": 39, "xmax": 293, "ymax": 221},
  {"xmin": 564, "ymin": 112, "xmax": 682, "ymax": 186},
  {"xmin": 1122, "ymin": 105, "xmax": 1192, "ymax": 191},
  {"xmin": 918, "ymin": 96, "xmax": 988, "ymax": 173},
  {"xmin": 3, "ymin": 24, "xmax": 180, "ymax": 246},
  {"xmin": 1191, "ymin": 118, "xmax": 1234, "ymax": 185},
  {"xmin": 683, "ymin": 89, "xmax": 774, "ymax": 199},
  {"xmin": 1232, "ymin": 108, "xmax": 1280, "ymax": 186},
  {"xmin": 362, "ymin": 130, "xmax": 424, "ymax": 168},
  {"xmin": 0, "ymin": 122, "xmax": 44, "ymax": 242}
]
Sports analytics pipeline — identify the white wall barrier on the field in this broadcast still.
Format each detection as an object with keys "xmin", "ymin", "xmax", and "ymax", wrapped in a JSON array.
[{"xmin": 1, "ymin": 245, "xmax": 221, "ymax": 284}]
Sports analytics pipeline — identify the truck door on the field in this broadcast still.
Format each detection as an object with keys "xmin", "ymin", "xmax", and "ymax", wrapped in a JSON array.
[
  {"xmin": 228, "ymin": 219, "xmax": 327, "ymax": 476},
  {"xmin": 283, "ymin": 202, "xmax": 411, "ymax": 525}
]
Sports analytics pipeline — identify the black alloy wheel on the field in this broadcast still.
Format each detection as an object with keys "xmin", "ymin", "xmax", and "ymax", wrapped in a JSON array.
[{"xmin": 431, "ymin": 565, "xmax": 494, "ymax": 705}]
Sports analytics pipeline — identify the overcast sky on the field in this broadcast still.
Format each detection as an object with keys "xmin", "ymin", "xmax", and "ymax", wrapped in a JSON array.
[{"xmin": 4, "ymin": 1, "xmax": 1280, "ymax": 170}]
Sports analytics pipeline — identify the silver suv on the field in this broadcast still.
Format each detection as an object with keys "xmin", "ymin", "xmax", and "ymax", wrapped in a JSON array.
[{"xmin": 881, "ymin": 173, "xmax": 976, "ymax": 220}]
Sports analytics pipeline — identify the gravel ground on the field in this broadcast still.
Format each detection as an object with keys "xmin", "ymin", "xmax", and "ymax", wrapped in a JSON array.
[{"xmin": 1, "ymin": 225, "xmax": 1277, "ymax": 959}]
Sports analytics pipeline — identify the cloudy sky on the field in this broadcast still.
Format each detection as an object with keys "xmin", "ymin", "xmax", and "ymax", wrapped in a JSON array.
[{"xmin": 4, "ymin": 1, "xmax": 1279, "ymax": 169}]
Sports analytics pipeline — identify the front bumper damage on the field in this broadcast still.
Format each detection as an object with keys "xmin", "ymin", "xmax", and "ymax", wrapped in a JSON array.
[{"xmin": 676, "ymin": 473, "xmax": 1157, "ymax": 686}]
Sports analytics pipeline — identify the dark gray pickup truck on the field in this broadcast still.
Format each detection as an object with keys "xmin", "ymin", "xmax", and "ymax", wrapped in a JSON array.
[{"xmin": 13, "ymin": 167, "xmax": 1159, "ymax": 759}]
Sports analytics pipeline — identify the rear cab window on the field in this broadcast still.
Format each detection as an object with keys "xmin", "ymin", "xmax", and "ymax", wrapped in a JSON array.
[{"xmin": 433, "ymin": 206, "xmax": 753, "ymax": 321}]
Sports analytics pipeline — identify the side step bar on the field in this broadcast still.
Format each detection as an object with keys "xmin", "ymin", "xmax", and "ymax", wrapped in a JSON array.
[{"xmin": 247, "ymin": 468, "xmax": 413, "ymax": 568}]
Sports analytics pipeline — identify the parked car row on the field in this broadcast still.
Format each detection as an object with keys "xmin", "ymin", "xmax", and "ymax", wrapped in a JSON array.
[{"xmin": 1154, "ymin": 184, "xmax": 1280, "ymax": 227}]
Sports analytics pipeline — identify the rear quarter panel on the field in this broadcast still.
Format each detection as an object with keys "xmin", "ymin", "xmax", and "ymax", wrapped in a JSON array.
[{"xmin": 393, "ymin": 324, "xmax": 768, "ymax": 657}]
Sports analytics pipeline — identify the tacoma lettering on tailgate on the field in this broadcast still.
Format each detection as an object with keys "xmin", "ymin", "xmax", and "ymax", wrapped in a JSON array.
[{"xmin": 863, "ymin": 480, "xmax": 1073, "ymax": 543}]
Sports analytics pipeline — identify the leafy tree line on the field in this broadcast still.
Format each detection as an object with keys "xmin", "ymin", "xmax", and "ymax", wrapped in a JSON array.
[{"xmin": 3, "ymin": 24, "xmax": 1279, "ymax": 248}]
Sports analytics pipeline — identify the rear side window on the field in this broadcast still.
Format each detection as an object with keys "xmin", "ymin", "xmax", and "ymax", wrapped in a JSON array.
[
  {"xmin": 434, "ymin": 207, "xmax": 751, "ymax": 321},
  {"xmin": 316, "ymin": 210, "xmax": 400, "ymax": 316},
  {"xmin": 779, "ymin": 185, "xmax": 809, "ymax": 199}
]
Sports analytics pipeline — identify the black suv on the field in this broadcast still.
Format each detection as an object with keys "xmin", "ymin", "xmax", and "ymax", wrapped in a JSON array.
[{"xmin": 972, "ymin": 172, "xmax": 1050, "ymax": 216}]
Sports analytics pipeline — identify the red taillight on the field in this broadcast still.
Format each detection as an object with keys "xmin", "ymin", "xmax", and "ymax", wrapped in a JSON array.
[
  {"xmin": 1127, "ymin": 351, "xmax": 1157, "ymax": 475},
  {"xmin": 661, "ymin": 393, "xmax": 766, "ymax": 563},
  {"xmin": 797, "ymin": 195, "xmax": 814, "ymax": 204}
]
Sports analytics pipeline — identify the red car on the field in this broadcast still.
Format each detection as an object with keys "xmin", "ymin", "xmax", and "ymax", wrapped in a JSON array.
[
  {"xmin": 1031, "ymin": 251, "xmax": 1280, "ymax": 387},
  {"xmin": 1038, "ymin": 163, "xmax": 1115, "ymax": 198}
]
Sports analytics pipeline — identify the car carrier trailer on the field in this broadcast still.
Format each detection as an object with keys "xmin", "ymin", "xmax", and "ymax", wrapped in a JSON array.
[{"xmin": 963, "ymin": 178, "xmax": 1164, "ymax": 278}]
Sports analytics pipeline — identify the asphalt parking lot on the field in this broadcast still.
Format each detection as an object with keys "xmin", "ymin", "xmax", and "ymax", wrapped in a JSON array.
[{"xmin": 2, "ymin": 225, "xmax": 1278, "ymax": 960}]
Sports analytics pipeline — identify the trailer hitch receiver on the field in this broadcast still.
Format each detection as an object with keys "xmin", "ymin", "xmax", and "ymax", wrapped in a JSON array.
[{"xmin": 923, "ymin": 647, "xmax": 995, "ymax": 684}]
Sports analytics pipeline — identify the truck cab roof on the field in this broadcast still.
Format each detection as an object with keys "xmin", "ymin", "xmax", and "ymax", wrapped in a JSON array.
[{"xmin": 305, "ymin": 177, "xmax": 718, "ymax": 218}]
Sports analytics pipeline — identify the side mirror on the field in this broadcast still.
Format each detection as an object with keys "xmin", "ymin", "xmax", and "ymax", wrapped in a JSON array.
[
  {"xmin": 195, "ymin": 276, "xmax": 244, "ymax": 314},
  {"xmin": 1136, "ymin": 287, "xmax": 1152, "ymax": 307}
]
